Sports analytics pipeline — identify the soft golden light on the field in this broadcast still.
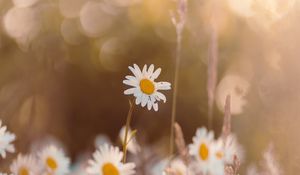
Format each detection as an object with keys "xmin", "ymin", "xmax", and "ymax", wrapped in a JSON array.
[
  {"xmin": 59, "ymin": 0, "xmax": 86, "ymax": 18},
  {"xmin": 12, "ymin": 0, "xmax": 40, "ymax": 7},
  {"xmin": 79, "ymin": 1, "xmax": 116, "ymax": 37}
]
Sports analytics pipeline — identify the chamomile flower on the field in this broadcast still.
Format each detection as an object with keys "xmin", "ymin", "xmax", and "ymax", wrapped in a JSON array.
[
  {"xmin": 209, "ymin": 135, "xmax": 243, "ymax": 166},
  {"xmin": 221, "ymin": 134, "xmax": 243, "ymax": 165},
  {"xmin": 189, "ymin": 127, "xmax": 224, "ymax": 175},
  {"xmin": 86, "ymin": 144, "xmax": 135, "ymax": 175},
  {"xmin": 10, "ymin": 154, "xmax": 40, "ymax": 175},
  {"xmin": 163, "ymin": 158, "xmax": 194, "ymax": 175},
  {"xmin": 150, "ymin": 159, "xmax": 168, "ymax": 175},
  {"xmin": 38, "ymin": 145, "xmax": 70, "ymax": 175},
  {"xmin": 0, "ymin": 120, "xmax": 16, "ymax": 158},
  {"xmin": 123, "ymin": 64, "xmax": 171, "ymax": 111}
]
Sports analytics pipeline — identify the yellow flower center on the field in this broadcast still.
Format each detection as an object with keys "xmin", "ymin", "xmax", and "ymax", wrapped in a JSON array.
[
  {"xmin": 102, "ymin": 163, "xmax": 119, "ymax": 175},
  {"xmin": 139, "ymin": 79, "xmax": 155, "ymax": 95},
  {"xmin": 198, "ymin": 143, "xmax": 209, "ymax": 161},
  {"xmin": 18, "ymin": 167, "xmax": 29, "ymax": 175},
  {"xmin": 46, "ymin": 157, "xmax": 58, "ymax": 170},
  {"xmin": 216, "ymin": 151, "xmax": 224, "ymax": 159}
]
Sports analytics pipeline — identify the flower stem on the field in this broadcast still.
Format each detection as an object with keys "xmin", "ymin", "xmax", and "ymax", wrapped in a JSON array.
[{"xmin": 122, "ymin": 100, "xmax": 134, "ymax": 163}]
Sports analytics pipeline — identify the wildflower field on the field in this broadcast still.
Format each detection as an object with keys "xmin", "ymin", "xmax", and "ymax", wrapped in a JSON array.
[{"xmin": 0, "ymin": 0, "xmax": 298, "ymax": 174}]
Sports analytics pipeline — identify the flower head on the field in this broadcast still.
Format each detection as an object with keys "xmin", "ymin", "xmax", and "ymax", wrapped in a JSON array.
[
  {"xmin": 0, "ymin": 120, "xmax": 16, "ymax": 158},
  {"xmin": 123, "ymin": 64, "xmax": 171, "ymax": 111},
  {"xmin": 221, "ymin": 134, "xmax": 243, "ymax": 165},
  {"xmin": 163, "ymin": 158, "xmax": 194, "ymax": 175},
  {"xmin": 10, "ymin": 154, "xmax": 41, "ymax": 175},
  {"xmin": 189, "ymin": 127, "xmax": 224, "ymax": 175},
  {"xmin": 38, "ymin": 145, "xmax": 70, "ymax": 175},
  {"xmin": 86, "ymin": 144, "xmax": 135, "ymax": 175}
]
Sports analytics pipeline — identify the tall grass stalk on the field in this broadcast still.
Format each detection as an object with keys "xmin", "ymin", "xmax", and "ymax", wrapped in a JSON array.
[
  {"xmin": 170, "ymin": 0, "xmax": 187, "ymax": 157},
  {"xmin": 207, "ymin": 3, "xmax": 219, "ymax": 129}
]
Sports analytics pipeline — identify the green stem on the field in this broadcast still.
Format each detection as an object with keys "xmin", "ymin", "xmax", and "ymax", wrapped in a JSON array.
[{"xmin": 122, "ymin": 100, "xmax": 134, "ymax": 163}]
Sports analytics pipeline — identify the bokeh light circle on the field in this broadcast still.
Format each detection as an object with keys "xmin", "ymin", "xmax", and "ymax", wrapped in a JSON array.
[
  {"xmin": 79, "ymin": 1, "xmax": 115, "ymax": 37},
  {"xmin": 12, "ymin": 0, "xmax": 40, "ymax": 8}
]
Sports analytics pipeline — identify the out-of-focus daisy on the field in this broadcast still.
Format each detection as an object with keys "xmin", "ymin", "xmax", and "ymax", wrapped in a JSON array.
[
  {"xmin": 38, "ymin": 145, "xmax": 70, "ymax": 175},
  {"xmin": 163, "ymin": 158, "xmax": 194, "ymax": 175},
  {"xmin": 189, "ymin": 127, "xmax": 224, "ymax": 175},
  {"xmin": 216, "ymin": 74, "xmax": 250, "ymax": 115},
  {"xmin": 246, "ymin": 165, "xmax": 259, "ymax": 175},
  {"xmin": 70, "ymin": 156, "xmax": 89, "ymax": 175},
  {"xmin": 119, "ymin": 126, "xmax": 140, "ymax": 155},
  {"xmin": 86, "ymin": 144, "xmax": 135, "ymax": 175},
  {"xmin": 0, "ymin": 120, "xmax": 16, "ymax": 158},
  {"xmin": 150, "ymin": 159, "xmax": 168, "ymax": 175},
  {"xmin": 10, "ymin": 154, "xmax": 40, "ymax": 175},
  {"xmin": 123, "ymin": 64, "xmax": 171, "ymax": 111},
  {"xmin": 221, "ymin": 134, "xmax": 243, "ymax": 165}
]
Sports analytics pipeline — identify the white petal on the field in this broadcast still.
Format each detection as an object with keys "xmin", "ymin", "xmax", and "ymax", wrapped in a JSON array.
[
  {"xmin": 150, "ymin": 95, "xmax": 156, "ymax": 103},
  {"xmin": 156, "ymin": 82, "xmax": 171, "ymax": 90},
  {"xmin": 147, "ymin": 100, "xmax": 152, "ymax": 110},
  {"xmin": 124, "ymin": 88, "xmax": 136, "ymax": 95},
  {"xmin": 153, "ymin": 103, "xmax": 158, "ymax": 111},
  {"xmin": 155, "ymin": 92, "xmax": 166, "ymax": 103},
  {"xmin": 134, "ymin": 90, "xmax": 142, "ymax": 97},
  {"xmin": 147, "ymin": 64, "xmax": 154, "ymax": 77},
  {"xmin": 150, "ymin": 68, "xmax": 161, "ymax": 80},
  {"xmin": 142, "ymin": 64, "xmax": 147, "ymax": 76},
  {"xmin": 135, "ymin": 95, "xmax": 142, "ymax": 105},
  {"xmin": 126, "ymin": 75, "xmax": 138, "ymax": 82},
  {"xmin": 1, "ymin": 151, "xmax": 6, "ymax": 158},
  {"xmin": 129, "ymin": 64, "xmax": 142, "ymax": 78},
  {"xmin": 123, "ymin": 79, "xmax": 138, "ymax": 87},
  {"xmin": 141, "ymin": 94, "xmax": 148, "ymax": 107}
]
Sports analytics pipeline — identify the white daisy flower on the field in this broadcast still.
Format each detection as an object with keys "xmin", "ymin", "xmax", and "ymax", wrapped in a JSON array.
[
  {"xmin": 123, "ymin": 64, "xmax": 171, "ymax": 111},
  {"xmin": 10, "ymin": 154, "xmax": 41, "ymax": 175},
  {"xmin": 0, "ymin": 120, "xmax": 16, "ymax": 158},
  {"xmin": 221, "ymin": 134, "xmax": 243, "ymax": 165},
  {"xmin": 163, "ymin": 158, "xmax": 194, "ymax": 175},
  {"xmin": 150, "ymin": 159, "xmax": 168, "ymax": 175},
  {"xmin": 189, "ymin": 127, "xmax": 224, "ymax": 175},
  {"xmin": 86, "ymin": 144, "xmax": 135, "ymax": 175},
  {"xmin": 38, "ymin": 145, "xmax": 70, "ymax": 175},
  {"xmin": 119, "ymin": 126, "xmax": 141, "ymax": 155}
]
